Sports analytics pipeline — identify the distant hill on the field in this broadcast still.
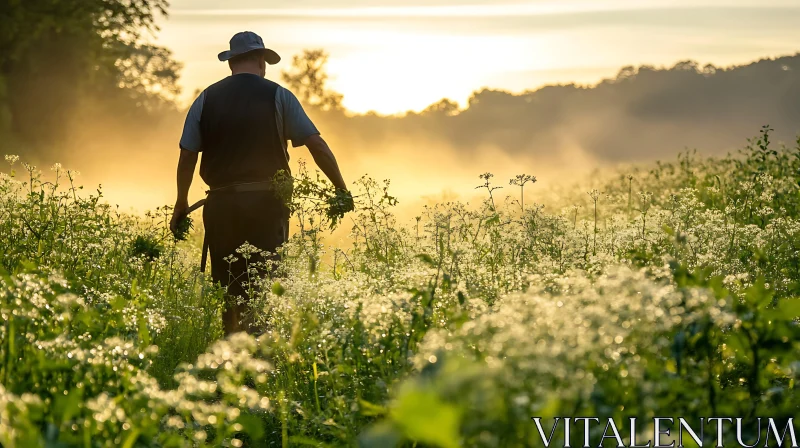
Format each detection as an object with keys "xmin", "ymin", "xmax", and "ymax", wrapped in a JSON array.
[
  {"xmin": 6, "ymin": 51, "xmax": 799, "ymax": 209},
  {"xmin": 316, "ymin": 53, "xmax": 800, "ymax": 165}
]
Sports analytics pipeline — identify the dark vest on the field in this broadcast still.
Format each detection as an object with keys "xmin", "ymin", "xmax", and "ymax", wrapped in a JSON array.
[{"xmin": 198, "ymin": 74, "xmax": 289, "ymax": 189}]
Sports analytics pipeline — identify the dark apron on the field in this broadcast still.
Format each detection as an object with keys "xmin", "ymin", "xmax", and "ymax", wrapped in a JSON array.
[{"xmin": 200, "ymin": 181, "xmax": 289, "ymax": 334}]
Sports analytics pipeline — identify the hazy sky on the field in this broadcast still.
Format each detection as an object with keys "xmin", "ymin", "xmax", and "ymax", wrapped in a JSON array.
[{"xmin": 156, "ymin": 0, "xmax": 800, "ymax": 114}]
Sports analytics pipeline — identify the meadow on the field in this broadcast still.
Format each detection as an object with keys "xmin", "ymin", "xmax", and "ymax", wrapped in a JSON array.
[{"xmin": 0, "ymin": 126, "xmax": 798, "ymax": 447}]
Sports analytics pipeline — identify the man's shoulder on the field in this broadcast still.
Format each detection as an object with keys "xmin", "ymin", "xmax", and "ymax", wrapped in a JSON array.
[
  {"xmin": 207, "ymin": 75, "xmax": 280, "ymax": 92},
  {"xmin": 272, "ymin": 83, "xmax": 292, "ymax": 98},
  {"xmin": 274, "ymin": 85, "xmax": 301, "ymax": 105},
  {"xmin": 207, "ymin": 76, "xmax": 232, "ymax": 89}
]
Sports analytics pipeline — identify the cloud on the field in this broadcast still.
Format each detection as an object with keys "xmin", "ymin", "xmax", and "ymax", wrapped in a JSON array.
[{"xmin": 169, "ymin": 0, "xmax": 800, "ymax": 16}]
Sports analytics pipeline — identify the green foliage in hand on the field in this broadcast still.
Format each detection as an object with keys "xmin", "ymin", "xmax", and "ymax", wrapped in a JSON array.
[
  {"xmin": 326, "ymin": 188, "xmax": 355, "ymax": 226},
  {"xmin": 173, "ymin": 215, "xmax": 193, "ymax": 241},
  {"xmin": 273, "ymin": 164, "xmax": 362, "ymax": 230}
]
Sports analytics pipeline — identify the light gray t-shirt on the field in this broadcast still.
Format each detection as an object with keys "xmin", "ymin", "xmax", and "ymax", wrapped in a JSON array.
[{"xmin": 179, "ymin": 74, "xmax": 319, "ymax": 153}]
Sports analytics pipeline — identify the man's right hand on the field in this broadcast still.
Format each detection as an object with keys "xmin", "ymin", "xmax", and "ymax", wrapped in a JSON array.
[{"xmin": 170, "ymin": 200, "xmax": 189, "ymax": 237}]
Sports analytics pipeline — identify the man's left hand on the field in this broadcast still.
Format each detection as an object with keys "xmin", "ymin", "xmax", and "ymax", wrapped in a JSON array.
[
  {"xmin": 336, "ymin": 189, "xmax": 355, "ymax": 213},
  {"xmin": 326, "ymin": 189, "xmax": 354, "ymax": 226}
]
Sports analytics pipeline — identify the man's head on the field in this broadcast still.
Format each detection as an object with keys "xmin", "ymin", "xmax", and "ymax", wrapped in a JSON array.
[
  {"xmin": 218, "ymin": 31, "xmax": 280, "ymax": 77},
  {"xmin": 228, "ymin": 50, "xmax": 267, "ymax": 77}
]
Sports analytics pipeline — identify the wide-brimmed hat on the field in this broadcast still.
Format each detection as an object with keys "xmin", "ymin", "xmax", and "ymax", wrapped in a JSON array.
[{"xmin": 218, "ymin": 31, "xmax": 281, "ymax": 65}]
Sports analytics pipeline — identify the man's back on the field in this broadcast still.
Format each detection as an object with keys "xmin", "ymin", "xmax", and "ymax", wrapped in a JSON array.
[{"xmin": 199, "ymin": 74, "xmax": 289, "ymax": 189}]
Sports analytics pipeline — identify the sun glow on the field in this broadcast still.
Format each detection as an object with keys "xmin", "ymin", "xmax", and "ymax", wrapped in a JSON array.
[
  {"xmin": 160, "ymin": 0, "xmax": 800, "ymax": 114},
  {"xmin": 323, "ymin": 30, "xmax": 558, "ymax": 114}
]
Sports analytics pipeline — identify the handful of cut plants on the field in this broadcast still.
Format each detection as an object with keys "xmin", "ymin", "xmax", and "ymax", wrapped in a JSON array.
[
  {"xmin": 173, "ymin": 215, "xmax": 193, "ymax": 241},
  {"xmin": 327, "ymin": 188, "xmax": 355, "ymax": 226},
  {"xmin": 273, "ymin": 165, "xmax": 357, "ymax": 229}
]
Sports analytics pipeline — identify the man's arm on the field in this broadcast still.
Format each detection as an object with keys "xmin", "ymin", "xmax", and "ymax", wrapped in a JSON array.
[
  {"xmin": 170, "ymin": 149, "xmax": 199, "ymax": 234},
  {"xmin": 278, "ymin": 88, "xmax": 348, "ymax": 191},
  {"xmin": 171, "ymin": 91, "xmax": 204, "ymax": 235},
  {"xmin": 304, "ymin": 134, "xmax": 348, "ymax": 191}
]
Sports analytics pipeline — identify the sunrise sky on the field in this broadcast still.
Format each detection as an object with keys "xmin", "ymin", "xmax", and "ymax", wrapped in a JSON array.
[{"xmin": 156, "ymin": 0, "xmax": 800, "ymax": 115}]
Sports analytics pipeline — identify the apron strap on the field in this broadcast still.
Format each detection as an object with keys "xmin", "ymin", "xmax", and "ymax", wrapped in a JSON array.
[{"xmin": 200, "ymin": 233, "xmax": 210, "ymax": 273}]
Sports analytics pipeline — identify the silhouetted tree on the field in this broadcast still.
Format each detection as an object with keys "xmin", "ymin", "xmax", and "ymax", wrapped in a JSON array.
[
  {"xmin": 422, "ymin": 99, "xmax": 460, "ymax": 116},
  {"xmin": 615, "ymin": 66, "xmax": 637, "ymax": 82},
  {"xmin": 281, "ymin": 49, "xmax": 343, "ymax": 111},
  {"xmin": 0, "ymin": 0, "xmax": 181, "ymax": 151}
]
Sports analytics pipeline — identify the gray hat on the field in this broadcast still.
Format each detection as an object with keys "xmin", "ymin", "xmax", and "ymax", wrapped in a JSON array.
[{"xmin": 218, "ymin": 31, "xmax": 281, "ymax": 65}]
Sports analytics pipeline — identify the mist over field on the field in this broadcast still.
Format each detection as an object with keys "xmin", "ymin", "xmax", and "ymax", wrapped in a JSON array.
[{"xmin": 3, "ymin": 52, "xmax": 800, "ymax": 213}]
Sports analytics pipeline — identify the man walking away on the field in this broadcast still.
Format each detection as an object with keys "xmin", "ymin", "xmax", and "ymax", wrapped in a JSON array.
[{"xmin": 170, "ymin": 31, "xmax": 350, "ymax": 335}]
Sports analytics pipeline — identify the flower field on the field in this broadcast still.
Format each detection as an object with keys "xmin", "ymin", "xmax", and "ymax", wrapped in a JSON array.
[{"xmin": 1, "ymin": 127, "xmax": 798, "ymax": 447}]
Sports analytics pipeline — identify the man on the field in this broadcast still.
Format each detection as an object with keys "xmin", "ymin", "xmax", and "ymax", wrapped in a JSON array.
[{"xmin": 170, "ymin": 31, "xmax": 350, "ymax": 335}]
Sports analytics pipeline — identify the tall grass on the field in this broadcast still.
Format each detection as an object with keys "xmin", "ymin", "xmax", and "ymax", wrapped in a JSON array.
[{"xmin": 0, "ymin": 127, "xmax": 798, "ymax": 447}]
